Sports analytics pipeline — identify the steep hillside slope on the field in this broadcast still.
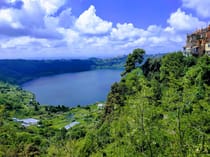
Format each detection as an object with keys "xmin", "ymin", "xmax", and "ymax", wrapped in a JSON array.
[
  {"xmin": 0, "ymin": 51, "xmax": 209, "ymax": 157},
  {"xmin": 78, "ymin": 52, "xmax": 210, "ymax": 157}
]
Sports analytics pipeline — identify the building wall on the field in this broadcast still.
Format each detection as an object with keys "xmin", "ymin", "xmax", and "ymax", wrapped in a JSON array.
[
  {"xmin": 206, "ymin": 31, "xmax": 210, "ymax": 41},
  {"xmin": 184, "ymin": 25, "xmax": 210, "ymax": 56},
  {"xmin": 205, "ymin": 42, "xmax": 210, "ymax": 53}
]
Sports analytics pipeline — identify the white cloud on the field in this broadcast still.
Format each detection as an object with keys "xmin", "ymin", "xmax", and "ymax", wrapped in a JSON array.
[
  {"xmin": 75, "ymin": 5, "xmax": 112, "ymax": 34},
  {"xmin": 164, "ymin": 27, "xmax": 175, "ymax": 34},
  {"xmin": 39, "ymin": 0, "xmax": 65, "ymax": 15},
  {"xmin": 147, "ymin": 25, "xmax": 163, "ymax": 35},
  {"xmin": 0, "ymin": 9, "xmax": 13, "ymax": 23},
  {"xmin": 0, "ymin": 36, "xmax": 50, "ymax": 49},
  {"xmin": 0, "ymin": 9, "xmax": 23, "ymax": 29},
  {"xmin": 57, "ymin": 28, "xmax": 79, "ymax": 44},
  {"xmin": 0, "ymin": 1, "xmax": 44, "ymax": 33},
  {"xmin": 58, "ymin": 8, "xmax": 75, "ymax": 28},
  {"xmin": 111, "ymin": 23, "xmax": 147, "ymax": 41},
  {"xmin": 0, "ymin": 3, "xmax": 203, "ymax": 59},
  {"xmin": 182, "ymin": 0, "xmax": 210, "ymax": 18},
  {"xmin": 167, "ymin": 8, "xmax": 206, "ymax": 31},
  {"xmin": 21, "ymin": 0, "xmax": 65, "ymax": 16},
  {"xmin": 0, "ymin": 0, "xmax": 66, "ymax": 30},
  {"xmin": 20, "ymin": 0, "xmax": 45, "ymax": 28},
  {"xmin": 148, "ymin": 36, "xmax": 167, "ymax": 45}
]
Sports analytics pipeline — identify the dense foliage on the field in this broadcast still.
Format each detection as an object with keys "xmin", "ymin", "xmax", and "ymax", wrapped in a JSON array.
[
  {"xmin": 80, "ymin": 51, "xmax": 210, "ymax": 156},
  {"xmin": 0, "ymin": 82, "xmax": 103, "ymax": 156},
  {"xmin": 122, "ymin": 48, "xmax": 145, "ymax": 76},
  {"xmin": 0, "ymin": 51, "xmax": 209, "ymax": 156}
]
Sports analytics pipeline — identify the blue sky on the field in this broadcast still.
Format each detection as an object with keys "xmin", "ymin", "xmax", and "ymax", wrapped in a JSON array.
[{"xmin": 0, "ymin": 0, "xmax": 209, "ymax": 59}]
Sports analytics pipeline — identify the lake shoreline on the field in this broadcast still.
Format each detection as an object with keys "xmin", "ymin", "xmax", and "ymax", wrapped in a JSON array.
[
  {"xmin": 19, "ymin": 68, "xmax": 123, "ymax": 86},
  {"xmin": 22, "ymin": 69, "xmax": 123, "ymax": 107}
]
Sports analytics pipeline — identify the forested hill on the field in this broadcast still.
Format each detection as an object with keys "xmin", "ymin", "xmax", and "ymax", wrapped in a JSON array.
[
  {"xmin": 0, "ymin": 54, "xmax": 164, "ymax": 85},
  {"xmin": 0, "ymin": 59, "xmax": 95, "ymax": 84},
  {"xmin": 0, "ymin": 56, "xmax": 126, "ymax": 84},
  {"xmin": 89, "ymin": 55, "xmax": 127, "ymax": 69},
  {"xmin": 79, "ymin": 50, "xmax": 210, "ymax": 156},
  {"xmin": 0, "ymin": 50, "xmax": 209, "ymax": 156}
]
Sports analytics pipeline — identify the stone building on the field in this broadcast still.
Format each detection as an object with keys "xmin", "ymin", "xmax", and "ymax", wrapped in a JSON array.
[{"xmin": 183, "ymin": 25, "xmax": 210, "ymax": 56}]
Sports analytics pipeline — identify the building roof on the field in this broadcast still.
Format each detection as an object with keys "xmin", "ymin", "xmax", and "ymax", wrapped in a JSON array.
[
  {"xmin": 65, "ymin": 121, "xmax": 80, "ymax": 130},
  {"xmin": 21, "ymin": 118, "xmax": 39, "ymax": 124},
  {"xmin": 13, "ymin": 118, "xmax": 39, "ymax": 127},
  {"xmin": 98, "ymin": 103, "xmax": 104, "ymax": 107}
]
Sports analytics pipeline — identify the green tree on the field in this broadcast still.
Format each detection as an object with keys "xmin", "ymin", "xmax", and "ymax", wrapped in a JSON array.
[{"xmin": 122, "ymin": 48, "xmax": 145, "ymax": 76}]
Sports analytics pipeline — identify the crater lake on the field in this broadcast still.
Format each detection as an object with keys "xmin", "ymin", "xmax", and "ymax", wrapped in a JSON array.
[{"xmin": 22, "ymin": 69, "xmax": 122, "ymax": 107}]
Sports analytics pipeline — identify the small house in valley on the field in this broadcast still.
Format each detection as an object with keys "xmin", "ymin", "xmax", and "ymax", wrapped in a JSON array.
[
  {"xmin": 13, "ymin": 118, "xmax": 39, "ymax": 127},
  {"xmin": 97, "ymin": 103, "xmax": 105, "ymax": 110},
  {"xmin": 64, "ymin": 121, "xmax": 80, "ymax": 130}
]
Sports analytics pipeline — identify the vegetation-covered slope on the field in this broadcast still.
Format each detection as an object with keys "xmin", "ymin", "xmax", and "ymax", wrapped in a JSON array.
[
  {"xmin": 0, "ymin": 82, "xmax": 103, "ymax": 156},
  {"xmin": 78, "ymin": 51, "xmax": 210, "ymax": 156},
  {"xmin": 0, "ymin": 56, "xmax": 127, "ymax": 85},
  {"xmin": 90, "ymin": 55, "xmax": 127, "ymax": 69},
  {"xmin": 0, "ymin": 50, "xmax": 209, "ymax": 156}
]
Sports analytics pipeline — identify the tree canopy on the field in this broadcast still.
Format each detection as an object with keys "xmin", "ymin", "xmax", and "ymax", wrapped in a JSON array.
[{"xmin": 122, "ymin": 48, "xmax": 145, "ymax": 76}]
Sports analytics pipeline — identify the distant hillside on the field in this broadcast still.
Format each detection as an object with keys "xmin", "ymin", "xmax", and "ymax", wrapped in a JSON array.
[
  {"xmin": 0, "ymin": 59, "xmax": 95, "ymax": 84},
  {"xmin": 0, "ymin": 54, "xmax": 164, "ymax": 84},
  {"xmin": 90, "ymin": 55, "xmax": 127, "ymax": 69},
  {"xmin": 0, "ymin": 56, "xmax": 128, "ymax": 84},
  {"xmin": 0, "ymin": 51, "xmax": 209, "ymax": 156}
]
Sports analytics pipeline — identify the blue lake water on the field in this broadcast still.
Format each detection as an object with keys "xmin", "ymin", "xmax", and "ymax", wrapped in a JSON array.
[{"xmin": 22, "ymin": 69, "xmax": 122, "ymax": 107}]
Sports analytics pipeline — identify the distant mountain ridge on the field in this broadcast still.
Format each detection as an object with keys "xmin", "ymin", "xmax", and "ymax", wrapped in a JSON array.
[
  {"xmin": 0, "ymin": 54, "xmax": 164, "ymax": 84},
  {"xmin": 89, "ymin": 55, "xmax": 127, "ymax": 69},
  {"xmin": 0, "ymin": 56, "xmax": 126, "ymax": 84},
  {"xmin": 0, "ymin": 59, "xmax": 94, "ymax": 84}
]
